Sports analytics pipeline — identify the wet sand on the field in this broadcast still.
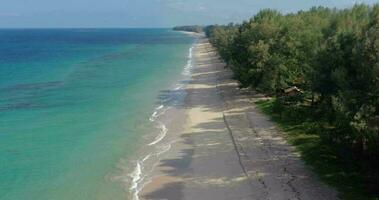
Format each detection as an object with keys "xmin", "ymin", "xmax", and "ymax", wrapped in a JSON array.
[{"xmin": 139, "ymin": 37, "xmax": 338, "ymax": 200}]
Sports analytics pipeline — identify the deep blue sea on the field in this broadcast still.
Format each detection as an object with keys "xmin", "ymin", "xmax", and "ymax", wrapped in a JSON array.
[{"xmin": 0, "ymin": 29, "xmax": 194, "ymax": 200}]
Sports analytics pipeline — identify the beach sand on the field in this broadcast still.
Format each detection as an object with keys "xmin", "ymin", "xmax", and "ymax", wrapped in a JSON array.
[{"xmin": 139, "ymin": 37, "xmax": 338, "ymax": 200}]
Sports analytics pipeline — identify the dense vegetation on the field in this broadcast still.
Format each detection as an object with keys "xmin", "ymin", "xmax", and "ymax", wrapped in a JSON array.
[
  {"xmin": 206, "ymin": 4, "xmax": 379, "ymax": 198},
  {"xmin": 173, "ymin": 25, "xmax": 204, "ymax": 33}
]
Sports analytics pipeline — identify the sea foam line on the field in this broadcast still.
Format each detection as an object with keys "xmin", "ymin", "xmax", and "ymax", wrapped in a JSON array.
[
  {"xmin": 148, "ymin": 122, "xmax": 168, "ymax": 146},
  {"xmin": 130, "ymin": 44, "xmax": 195, "ymax": 200},
  {"xmin": 182, "ymin": 46, "xmax": 193, "ymax": 76},
  {"xmin": 129, "ymin": 154, "xmax": 152, "ymax": 200},
  {"xmin": 149, "ymin": 105, "xmax": 165, "ymax": 122},
  {"xmin": 129, "ymin": 161, "xmax": 142, "ymax": 200},
  {"xmin": 129, "ymin": 142, "xmax": 175, "ymax": 200}
]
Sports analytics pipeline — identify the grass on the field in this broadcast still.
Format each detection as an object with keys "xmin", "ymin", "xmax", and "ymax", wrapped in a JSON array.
[{"xmin": 255, "ymin": 99, "xmax": 378, "ymax": 200}]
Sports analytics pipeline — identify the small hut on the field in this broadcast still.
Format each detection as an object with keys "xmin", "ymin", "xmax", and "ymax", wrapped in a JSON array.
[{"xmin": 284, "ymin": 86, "xmax": 304, "ymax": 97}]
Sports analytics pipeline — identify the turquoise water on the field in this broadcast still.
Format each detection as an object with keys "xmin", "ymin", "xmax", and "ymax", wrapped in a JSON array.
[{"xmin": 0, "ymin": 29, "xmax": 194, "ymax": 200}]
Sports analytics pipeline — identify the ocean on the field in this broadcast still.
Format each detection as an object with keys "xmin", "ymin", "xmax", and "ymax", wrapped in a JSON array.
[{"xmin": 0, "ymin": 29, "xmax": 195, "ymax": 200}]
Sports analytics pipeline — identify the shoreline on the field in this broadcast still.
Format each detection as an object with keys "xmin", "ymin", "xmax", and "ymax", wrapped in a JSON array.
[
  {"xmin": 136, "ymin": 38, "xmax": 338, "ymax": 200},
  {"xmin": 126, "ymin": 36, "xmax": 198, "ymax": 200}
]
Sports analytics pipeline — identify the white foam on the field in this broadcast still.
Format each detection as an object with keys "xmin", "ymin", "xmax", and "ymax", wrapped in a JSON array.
[
  {"xmin": 149, "ymin": 111, "xmax": 158, "ymax": 122},
  {"xmin": 188, "ymin": 46, "xmax": 193, "ymax": 59},
  {"xmin": 182, "ymin": 46, "xmax": 194, "ymax": 76},
  {"xmin": 128, "ymin": 138, "xmax": 181, "ymax": 200},
  {"xmin": 149, "ymin": 105, "xmax": 165, "ymax": 122},
  {"xmin": 129, "ymin": 45, "xmax": 195, "ymax": 200},
  {"xmin": 129, "ymin": 161, "xmax": 142, "ymax": 200},
  {"xmin": 142, "ymin": 154, "xmax": 151, "ymax": 162},
  {"xmin": 148, "ymin": 123, "xmax": 168, "ymax": 146},
  {"xmin": 157, "ymin": 143, "xmax": 172, "ymax": 155},
  {"xmin": 128, "ymin": 154, "xmax": 154, "ymax": 200}
]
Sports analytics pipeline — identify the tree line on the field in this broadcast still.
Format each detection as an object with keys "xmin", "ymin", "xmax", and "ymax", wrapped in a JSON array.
[{"xmin": 205, "ymin": 5, "xmax": 379, "ymax": 160}]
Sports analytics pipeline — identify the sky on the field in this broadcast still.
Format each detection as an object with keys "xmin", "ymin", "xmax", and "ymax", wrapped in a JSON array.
[{"xmin": 0, "ymin": 0, "xmax": 378, "ymax": 28}]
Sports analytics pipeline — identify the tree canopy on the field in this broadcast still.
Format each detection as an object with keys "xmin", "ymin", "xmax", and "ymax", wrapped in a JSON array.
[{"xmin": 206, "ymin": 4, "xmax": 379, "ymax": 158}]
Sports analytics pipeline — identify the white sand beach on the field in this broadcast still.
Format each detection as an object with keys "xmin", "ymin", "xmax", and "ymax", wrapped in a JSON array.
[{"xmin": 139, "ymin": 37, "xmax": 337, "ymax": 200}]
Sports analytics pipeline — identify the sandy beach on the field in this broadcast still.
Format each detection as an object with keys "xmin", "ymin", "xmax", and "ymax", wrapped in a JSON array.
[{"xmin": 139, "ymin": 37, "xmax": 338, "ymax": 200}]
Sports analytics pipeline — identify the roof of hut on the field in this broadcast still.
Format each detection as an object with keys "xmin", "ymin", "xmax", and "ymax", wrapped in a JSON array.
[{"xmin": 284, "ymin": 86, "xmax": 304, "ymax": 94}]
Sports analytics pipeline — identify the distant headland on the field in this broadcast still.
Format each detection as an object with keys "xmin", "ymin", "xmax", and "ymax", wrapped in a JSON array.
[{"xmin": 172, "ymin": 25, "xmax": 204, "ymax": 33}]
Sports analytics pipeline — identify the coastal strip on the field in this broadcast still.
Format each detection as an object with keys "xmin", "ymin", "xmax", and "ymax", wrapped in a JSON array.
[{"xmin": 138, "ymin": 37, "xmax": 338, "ymax": 200}]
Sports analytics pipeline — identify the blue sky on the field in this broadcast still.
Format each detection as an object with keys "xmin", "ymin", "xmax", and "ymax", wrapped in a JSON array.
[{"xmin": 0, "ymin": 0, "xmax": 378, "ymax": 28}]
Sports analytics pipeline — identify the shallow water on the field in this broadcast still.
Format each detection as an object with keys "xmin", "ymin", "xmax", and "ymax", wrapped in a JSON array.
[{"xmin": 0, "ymin": 29, "xmax": 194, "ymax": 200}]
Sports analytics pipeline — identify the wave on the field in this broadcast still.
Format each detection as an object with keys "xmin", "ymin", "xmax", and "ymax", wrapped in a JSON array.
[
  {"xmin": 128, "ymin": 43, "xmax": 195, "ymax": 200},
  {"xmin": 182, "ymin": 47, "xmax": 193, "ymax": 76},
  {"xmin": 129, "ymin": 161, "xmax": 142, "ymax": 200},
  {"xmin": 149, "ymin": 111, "xmax": 158, "ymax": 122},
  {"xmin": 128, "ymin": 142, "xmax": 175, "ymax": 200},
  {"xmin": 148, "ymin": 122, "xmax": 168, "ymax": 146},
  {"xmin": 149, "ymin": 105, "xmax": 164, "ymax": 122},
  {"xmin": 149, "ymin": 105, "xmax": 169, "ymax": 122},
  {"xmin": 175, "ymin": 85, "xmax": 183, "ymax": 90},
  {"xmin": 128, "ymin": 154, "xmax": 152, "ymax": 200}
]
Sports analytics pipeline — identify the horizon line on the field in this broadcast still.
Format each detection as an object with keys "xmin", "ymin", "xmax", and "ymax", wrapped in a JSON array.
[{"xmin": 0, "ymin": 27, "xmax": 179, "ymax": 29}]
